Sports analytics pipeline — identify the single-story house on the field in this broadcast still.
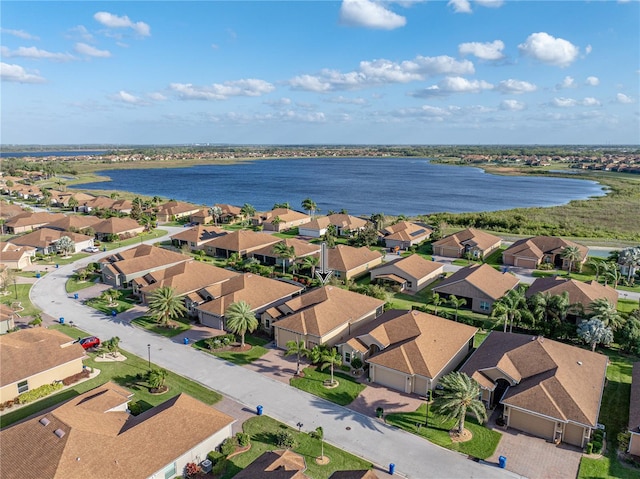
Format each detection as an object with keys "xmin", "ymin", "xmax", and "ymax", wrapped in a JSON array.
[
  {"xmin": 9, "ymin": 228, "xmax": 94, "ymax": 255},
  {"xmin": 431, "ymin": 263, "xmax": 519, "ymax": 314},
  {"xmin": 328, "ymin": 245, "xmax": 383, "ymax": 281},
  {"xmin": 0, "ymin": 381, "xmax": 235, "ymax": 479},
  {"xmin": 298, "ymin": 214, "xmax": 369, "ymax": 238},
  {"xmin": 170, "ymin": 225, "xmax": 227, "ymax": 251},
  {"xmin": 196, "ymin": 273, "xmax": 304, "ymax": 330},
  {"xmin": 370, "ymin": 254, "xmax": 443, "ymax": 293},
  {"xmin": 0, "ymin": 242, "xmax": 36, "ymax": 269},
  {"xmin": 381, "ymin": 221, "xmax": 432, "ymax": 250},
  {"xmin": 460, "ymin": 332, "xmax": 608, "ymax": 448},
  {"xmin": 93, "ymin": 217, "xmax": 145, "ymax": 241},
  {"xmin": 50, "ymin": 191, "xmax": 95, "ymax": 209},
  {"xmin": 340, "ymin": 309, "xmax": 476, "ymax": 394},
  {"xmin": 233, "ymin": 449, "xmax": 309, "ymax": 479},
  {"xmin": 525, "ymin": 276, "xmax": 618, "ymax": 313},
  {"xmin": 213, "ymin": 204, "xmax": 243, "ymax": 224},
  {"xmin": 250, "ymin": 238, "xmax": 320, "ymax": 268},
  {"xmin": 44, "ymin": 215, "xmax": 102, "ymax": 233},
  {"xmin": 432, "ymin": 228, "xmax": 502, "ymax": 259},
  {"xmin": 0, "ymin": 202, "xmax": 27, "ymax": 223},
  {"xmin": 502, "ymin": 236, "xmax": 588, "ymax": 271},
  {"xmin": 252, "ymin": 208, "xmax": 312, "ymax": 232},
  {"xmin": 0, "ymin": 304, "xmax": 16, "ymax": 334},
  {"xmin": 79, "ymin": 196, "xmax": 133, "ymax": 214},
  {"xmin": 0, "ymin": 328, "xmax": 86, "ymax": 403},
  {"xmin": 100, "ymin": 244, "xmax": 191, "ymax": 288},
  {"xmin": 189, "ymin": 208, "xmax": 212, "ymax": 225},
  {"xmin": 4, "ymin": 212, "xmax": 66, "ymax": 234},
  {"xmin": 155, "ymin": 200, "xmax": 202, "ymax": 222},
  {"xmin": 270, "ymin": 286, "xmax": 385, "ymax": 349},
  {"xmin": 629, "ymin": 363, "xmax": 640, "ymax": 456},
  {"xmin": 202, "ymin": 230, "xmax": 280, "ymax": 259}
]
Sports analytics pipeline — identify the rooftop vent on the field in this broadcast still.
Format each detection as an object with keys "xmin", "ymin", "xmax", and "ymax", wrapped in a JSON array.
[
  {"xmin": 577, "ymin": 361, "xmax": 583, "ymax": 366},
  {"xmin": 54, "ymin": 428, "xmax": 65, "ymax": 438},
  {"xmin": 39, "ymin": 418, "xmax": 50, "ymax": 426}
]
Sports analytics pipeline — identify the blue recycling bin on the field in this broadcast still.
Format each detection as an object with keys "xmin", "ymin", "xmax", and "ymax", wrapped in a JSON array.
[
  {"xmin": 74, "ymin": 293, "xmax": 79, "ymax": 300},
  {"xmin": 183, "ymin": 337, "xmax": 189, "ymax": 345},
  {"xmin": 36, "ymin": 272, "xmax": 41, "ymax": 279},
  {"xmin": 499, "ymin": 456, "xmax": 507, "ymax": 469},
  {"xmin": 55, "ymin": 264, "xmax": 59, "ymax": 269},
  {"xmin": 59, "ymin": 317, "xmax": 64, "ymax": 324},
  {"xmin": 389, "ymin": 463, "xmax": 395, "ymax": 475},
  {"xmin": 103, "ymin": 246, "xmax": 107, "ymax": 252},
  {"xmin": 111, "ymin": 310, "xmax": 117, "ymax": 317},
  {"xmin": 256, "ymin": 405, "xmax": 263, "ymax": 416}
]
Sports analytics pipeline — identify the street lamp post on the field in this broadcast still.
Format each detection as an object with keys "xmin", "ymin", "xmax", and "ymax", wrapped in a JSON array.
[
  {"xmin": 147, "ymin": 344, "xmax": 151, "ymax": 370},
  {"xmin": 13, "ymin": 278, "xmax": 17, "ymax": 299},
  {"xmin": 425, "ymin": 390, "xmax": 431, "ymax": 428}
]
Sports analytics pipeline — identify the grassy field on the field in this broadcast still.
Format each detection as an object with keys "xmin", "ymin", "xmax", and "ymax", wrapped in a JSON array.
[
  {"xmin": 220, "ymin": 415, "xmax": 374, "ymax": 479},
  {"xmin": 0, "ymin": 324, "xmax": 222, "ymax": 429},
  {"xmin": 85, "ymin": 296, "xmax": 137, "ymax": 315},
  {"xmin": 290, "ymin": 366, "xmax": 366, "ymax": 406},
  {"xmin": 193, "ymin": 335, "xmax": 269, "ymax": 365},
  {"xmin": 131, "ymin": 315, "xmax": 192, "ymax": 338},
  {"xmin": 385, "ymin": 403, "xmax": 502, "ymax": 460},
  {"xmin": 0, "ymin": 283, "xmax": 39, "ymax": 317},
  {"xmin": 65, "ymin": 274, "xmax": 100, "ymax": 293}
]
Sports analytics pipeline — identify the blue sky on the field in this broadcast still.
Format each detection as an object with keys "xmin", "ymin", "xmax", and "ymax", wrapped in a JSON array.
[{"xmin": 2, "ymin": 1, "xmax": 639, "ymax": 145}]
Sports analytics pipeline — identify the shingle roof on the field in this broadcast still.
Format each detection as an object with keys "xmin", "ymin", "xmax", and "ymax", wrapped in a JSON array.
[
  {"xmin": 234, "ymin": 450, "xmax": 309, "ymax": 479},
  {"xmin": 0, "ymin": 382, "xmax": 235, "ymax": 479},
  {"xmin": 460, "ymin": 332, "xmax": 608, "ymax": 427},
  {"xmin": 433, "ymin": 263, "xmax": 519, "ymax": 300},
  {"xmin": 45, "ymin": 215, "xmax": 102, "ymax": 232},
  {"xmin": 371, "ymin": 254, "xmax": 442, "ymax": 281},
  {"xmin": 93, "ymin": 217, "xmax": 144, "ymax": 235},
  {"xmin": 304, "ymin": 214, "xmax": 368, "ymax": 232},
  {"xmin": 9, "ymin": 228, "xmax": 92, "ymax": 249},
  {"xmin": 364, "ymin": 310, "xmax": 477, "ymax": 379},
  {"xmin": 0, "ymin": 328, "xmax": 86, "ymax": 387},
  {"xmin": 328, "ymin": 245, "xmax": 382, "ymax": 272},
  {"xmin": 251, "ymin": 238, "xmax": 321, "ymax": 258},
  {"xmin": 203, "ymin": 230, "xmax": 280, "ymax": 253},
  {"xmin": 432, "ymin": 228, "xmax": 501, "ymax": 252},
  {"xmin": 5, "ymin": 212, "xmax": 66, "ymax": 228},
  {"xmin": 504, "ymin": 236, "xmax": 588, "ymax": 262},
  {"xmin": 156, "ymin": 200, "xmax": 201, "ymax": 216},
  {"xmin": 260, "ymin": 208, "xmax": 311, "ymax": 224},
  {"xmin": 107, "ymin": 244, "xmax": 190, "ymax": 276},
  {"xmin": 382, "ymin": 222, "xmax": 432, "ymax": 242},
  {"xmin": 0, "ymin": 242, "xmax": 35, "ymax": 261},
  {"xmin": 525, "ymin": 277, "xmax": 618, "ymax": 310},
  {"xmin": 170, "ymin": 225, "xmax": 227, "ymax": 244},
  {"xmin": 630, "ymin": 363, "xmax": 640, "ymax": 433},
  {"xmin": 136, "ymin": 261, "xmax": 239, "ymax": 297}
]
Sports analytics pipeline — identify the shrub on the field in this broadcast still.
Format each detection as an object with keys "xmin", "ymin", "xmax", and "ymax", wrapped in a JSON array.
[
  {"xmin": 275, "ymin": 430, "xmax": 296, "ymax": 449},
  {"xmin": 28, "ymin": 317, "xmax": 42, "ymax": 327},
  {"xmin": 220, "ymin": 437, "xmax": 237, "ymax": 457},
  {"xmin": 207, "ymin": 450, "xmax": 224, "ymax": 466},
  {"xmin": 618, "ymin": 431, "xmax": 631, "ymax": 453},
  {"xmin": 17, "ymin": 382, "xmax": 64, "ymax": 404},
  {"xmin": 128, "ymin": 401, "xmax": 143, "ymax": 416},
  {"xmin": 585, "ymin": 442, "xmax": 593, "ymax": 454},
  {"xmin": 184, "ymin": 462, "xmax": 200, "ymax": 477},
  {"xmin": 61, "ymin": 369, "xmax": 90, "ymax": 386},
  {"xmin": 236, "ymin": 432, "xmax": 250, "ymax": 447},
  {"xmin": 350, "ymin": 356, "xmax": 363, "ymax": 369}
]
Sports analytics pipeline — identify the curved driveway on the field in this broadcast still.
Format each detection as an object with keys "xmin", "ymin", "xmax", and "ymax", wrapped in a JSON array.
[{"xmin": 30, "ymin": 232, "xmax": 521, "ymax": 479}]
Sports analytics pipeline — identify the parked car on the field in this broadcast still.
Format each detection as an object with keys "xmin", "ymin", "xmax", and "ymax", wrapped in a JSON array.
[
  {"xmin": 76, "ymin": 336, "xmax": 100, "ymax": 350},
  {"xmin": 83, "ymin": 246, "xmax": 100, "ymax": 253}
]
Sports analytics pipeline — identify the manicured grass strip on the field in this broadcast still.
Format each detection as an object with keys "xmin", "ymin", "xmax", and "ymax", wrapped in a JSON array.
[
  {"xmin": 386, "ymin": 403, "xmax": 501, "ymax": 460},
  {"xmin": 1, "ymin": 324, "xmax": 221, "ymax": 429},
  {"xmin": 290, "ymin": 366, "xmax": 365, "ymax": 407},
  {"xmin": 221, "ymin": 415, "xmax": 373, "ymax": 479},
  {"xmin": 193, "ymin": 335, "xmax": 269, "ymax": 365},
  {"xmin": 1, "ymin": 283, "xmax": 39, "ymax": 317},
  {"xmin": 100, "ymin": 229, "xmax": 168, "ymax": 250},
  {"xmin": 65, "ymin": 274, "xmax": 100, "ymax": 293},
  {"xmin": 131, "ymin": 315, "xmax": 191, "ymax": 338},
  {"xmin": 85, "ymin": 297, "xmax": 136, "ymax": 315}
]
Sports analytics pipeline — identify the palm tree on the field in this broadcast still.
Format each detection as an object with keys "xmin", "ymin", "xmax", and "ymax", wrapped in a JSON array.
[
  {"xmin": 301, "ymin": 198, "xmax": 318, "ymax": 218},
  {"xmin": 605, "ymin": 266, "xmax": 622, "ymax": 289},
  {"xmin": 310, "ymin": 426, "xmax": 325, "ymax": 460},
  {"xmin": 430, "ymin": 292, "xmax": 444, "ymax": 316},
  {"xmin": 491, "ymin": 286, "xmax": 531, "ymax": 333},
  {"xmin": 560, "ymin": 245, "xmax": 582, "ymax": 273},
  {"xmin": 448, "ymin": 295, "xmax": 467, "ymax": 322},
  {"xmin": 586, "ymin": 258, "xmax": 604, "ymax": 283},
  {"xmin": 619, "ymin": 247, "xmax": 640, "ymax": 283},
  {"xmin": 528, "ymin": 291, "xmax": 554, "ymax": 333},
  {"xmin": 148, "ymin": 368, "xmax": 168, "ymax": 390},
  {"xmin": 56, "ymin": 236, "xmax": 75, "ymax": 257},
  {"xmin": 319, "ymin": 347, "xmax": 342, "ymax": 386},
  {"xmin": 68, "ymin": 196, "xmax": 79, "ymax": 211},
  {"xmin": 100, "ymin": 288, "xmax": 121, "ymax": 307},
  {"xmin": 273, "ymin": 242, "xmax": 296, "ymax": 274},
  {"xmin": 225, "ymin": 300, "xmax": 258, "ymax": 348},
  {"xmin": 308, "ymin": 344, "xmax": 328, "ymax": 365},
  {"xmin": 588, "ymin": 298, "xmax": 624, "ymax": 331},
  {"xmin": 303, "ymin": 255, "xmax": 319, "ymax": 278},
  {"xmin": 240, "ymin": 203, "xmax": 256, "ymax": 226},
  {"xmin": 210, "ymin": 205, "xmax": 223, "ymax": 225},
  {"xmin": 227, "ymin": 252, "xmax": 243, "ymax": 267},
  {"xmin": 577, "ymin": 318, "xmax": 613, "ymax": 351},
  {"xmin": 432, "ymin": 371, "xmax": 487, "ymax": 435},
  {"xmin": 285, "ymin": 339, "xmax": 310, "ymax": 376},
  {"xmin": 370, "ymin": 212, "xmax": 385, "ymax": 230},
  {"xmin": 148, "ymin": 286, "xmax": 187, "ymax": 327},
  {"xmin": 102, "ymin": 336, "xmax": 121, "ymax": 357}
]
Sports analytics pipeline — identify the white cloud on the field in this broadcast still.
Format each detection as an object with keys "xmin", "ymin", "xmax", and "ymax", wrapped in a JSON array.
[
  {"xmin": 0, "ymin": 62, "xmax": 45, "ymax": 83},
  {"xmin": 412, "ymin": 76, "xmax": 493, "ymax": 97},
  {"xmin": 2, "ymin": 46, "xmax": 75, "ymax": 62},
  {"xmin": 112, "ymin": 90, "xmax": 146, "ymax": 105},
  {"xmin": 585, "ymin": 76, "xmax": 600, "ymax": 86},
  {"xmin": 557, "ymin": 76, "xmax": 575, "ymax": 89},
  {"xmin": 264, "ymin": 97, "xmax": 293, "ymax": 107},
  {"xmin": 289, "ymin": 74, "xmax": 334, "ymax": 92},
  {"xmin": 1, "ymin": 28, "xmax": 39, "ymax": 40},
  {"xmin": 518, "ymin": 32, "xmax": 579, "ymax": 67},
  {"xmin": 327, "ymin": 96, "xmax": 367, "ymax": 105},
  {"xmin": 170, "ymin": 79, "xmax": 275, "ymax": 100},
  {"xmin": 475, "ymin": 0, "xmax": 504, "ymax": 7},
  {"xmin": 458, "ymin": 40, "xmax": 505, "ymax": 60},
  {"xmin": 339, "ymin": 0, "xmax": 407, "ymax": 30},
  {"xmin": 616, "ymin": 93, "xmax": 634, "ymax": 104},
  {"xmin": 496, "ymin": 79, "xmax": 537, "ymax": 94},
  {"xmin": 93, "ymin": 11, "xmax": 151, "ymax": 37},
  {"xmin": 551, "ymin": 97, "xmax": 578, "ymax": 108},
  {"xmin": 68, "ymin": 25, "xmax": 94, "ymax": 42},
  {"xmin": 582, "ymin": 97, "xmax": 601, "ymax": 107},
  {"xmin": 147, "ymin": 92, "xmax": 167, "ymax": 101},
  {"xmin": 448, "ymin": 0, "xmax": 472, "ymax": 13},
  {"xmin": 74, "ymin": 42, "xmax": 112, "ymax": 58},
  {"xmin": 500, "ymin": 99, "xmax": 526, "ymax": 111},
  {"xmin": 585, "ymin": 44, "xmax": 592, "ymax": 55}
]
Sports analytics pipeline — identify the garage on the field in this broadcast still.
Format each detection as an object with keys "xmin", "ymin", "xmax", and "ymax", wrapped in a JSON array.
[
  {"xmin": 371, "ymin": 365, "xmax": 409, "ymax": 393},
  {"xmin": 514, "ymin": 257, "xmax": 539, "ymax": 269},
  {"xmin": 564, "ymin": 423, "xmax": 587, "ymax": 447},
  {"xmin": 508, "ymin": 408, "xmax": 555, "ymax": 441}
]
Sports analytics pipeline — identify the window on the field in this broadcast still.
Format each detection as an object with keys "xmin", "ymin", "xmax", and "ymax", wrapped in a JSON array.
[
  {"xmin": 163, "ymin": 462, "xmax": 176, "ymax": 479},
  {"xmin": 264, "ymin": 319, "xmax": 271, "ymax": 329},
  {"xmin": 480, "ymin": 301, "xmax": 490, "ymax": 312},
  {"xmin": 344, "ymin": 352, "xmax": 351, "ymax": 363},
  {"xmin": 17, "ymin": 380, "xmax": 28, "ymax": 394}
]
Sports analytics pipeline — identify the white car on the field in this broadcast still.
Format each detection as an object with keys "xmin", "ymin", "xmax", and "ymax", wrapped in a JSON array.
[{"xmin": 84, "ymin": 246, "xmax": 100, "ymax": 253}]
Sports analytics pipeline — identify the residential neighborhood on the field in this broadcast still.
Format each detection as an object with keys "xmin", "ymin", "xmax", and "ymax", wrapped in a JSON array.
[{"xmin": 0, "ymin": 166, "xmax": 639, "ymax": 479}]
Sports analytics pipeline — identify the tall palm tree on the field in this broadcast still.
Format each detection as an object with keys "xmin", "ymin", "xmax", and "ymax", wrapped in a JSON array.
[
  {"xmin": 605, "ymin": 266, "xmax": 622, "ymax": 289},
  {"xmin": 430, "ymin": 292, "xmax": 444, "ymax": 316},
  {"xmin": 68, "ymin": 196, "xmax": 79, "ymax": 211},
  {"xmin": 561, "ymin": 245, "xmax": 582, "ymax": 273},
  {"xmin": 588, "ymin": 298, "xmax": 624, "ymax": 331},
  {"xmin": 370, "ymin": 212, "xmax": 385, "ymax": 230},
  {"xmin": 433, "ymin": 371, "xmax": 487, "ymax": 435},
  {"xmin": 303, "ymin": 255, "xmax": 320, "ymax": 278},
  {"xmin": 577, "ymin": 318, "xmax": 614, "ymax": 351},
  {"xmin": 225, "ymin": 300, "xmax": 258, "ymax": 348},
  {"xmin": 527, "ymin": 291, "xmax": 554, "ymax": 333},
  {"xmin": 320, "ymin": 347, "xmax": 342, "ymax": 386},
  {"xmin": 148, "ymin": 286, "xmax": 187, "ymax": 327},
  {"xmin": 285, "ymin": 338, "xmax": 310, "ymax": 376},
  {"xmin": 210, "ymin": 205, "xmax": 223, "ymax": 225},
  {"xmin": 273, "ymin": 242, "xmax": 296, "ymax": 274},
  {"xmin": 619, "ymin": 247, "xmax": 640, "ymax": 283},
  {"xmin": 586, "ymin": 258, "xmax": 604, "ymax": 283},
  {"xmin": 448, "ymin": 295, "xmax": 467, "ymax": 322},
  {"xmin": 491, "ymin": 286, "xmax": 531, "ymax": 333},
  {"xmin": 240, "ymin": 203, "xmax": 256, "ymax": 226}
]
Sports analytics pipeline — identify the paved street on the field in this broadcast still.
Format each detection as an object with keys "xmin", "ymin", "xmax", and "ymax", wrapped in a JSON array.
[{"xmin": 29, "ymin": 233, "xmax": 521, "ymax": 479}]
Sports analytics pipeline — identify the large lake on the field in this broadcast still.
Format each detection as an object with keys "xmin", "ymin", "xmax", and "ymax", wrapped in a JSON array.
[{"xmin": 71, "ymin": 157, "xmax": 605, "ymax": 216}]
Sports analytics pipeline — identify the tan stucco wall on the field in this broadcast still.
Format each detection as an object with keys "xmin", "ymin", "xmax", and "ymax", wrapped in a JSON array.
[
  {"xmin": 275, "ymin": 327, "xmax": 311, "ymax": 349},
  {"xmin": 342, "ymin": 256, "xmax": 383, "ymax": 280},
  {"xmin": 413, "ymin": 375, "xmax": 430, "ymax": 395},
  {"xmin": 432, "ymin": 342, "xmax": 472, "ymax": 386},
  {"xmin": 481, "ymin": 368, "xmax": 513, "ymax": 384},
  {"xmin": 433, "ymin": 245, "xmax": 462, "ymax": 258},
  {"xmin": 0, "ymin": 358, "xmax": 84, "ymax": 402},
  {"xmin": 629, "ymin": 433, "xmax": 640, "ymax": 456}
]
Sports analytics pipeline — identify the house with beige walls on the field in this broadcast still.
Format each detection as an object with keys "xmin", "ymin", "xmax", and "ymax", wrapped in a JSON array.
[
  {"xmin": 370, "ymin": 254, "xmax": 443, "ymax": 293},
  {"xmin": 93, "ymin": 217, "xmax": 145, "ymax": 241},
  {"xmin": 203, "ymin": 230, "xmax": 280, "ymax": 259},
  {"xmin": 502, "ymin": 235, "xmax": 588, "ymax": 271},
  {"xmin": 525, "ymin": 276, "xmax": 618, "ymax": 313},
  {"xmin": 432, "ymin": 228, "xmax": 502, "ymax": 259},
  {"xmin": 252, "ymin": 208, "xmax": 312, "ymax": 232},
  {"xmin": 170, "ymin": 225, "xmax": 227, "ymax": 251},
  {"xmin": 629, "ymin": 363, "xmax": 640, "ymax": 456},
  {"xmin": 298, "ymin": 214, "xmax": 369, "ymax": 238},
  {"xmin": 154, "ymin": 200, "xmax": 202, "ymax": 222},
  {"xmin": 328, "ymin": 244, "xmax": 383, "ymax": 281},
  {"xmin": 381, "ymin": 221, "xmax": 432, "ymax": 250},
  {"xmin": 250, "ymin": 238, "xmax": 320, "ymax": 269},
  {"xmin": 4, "ymin": 212, "xmax": 66, "ymax": 234},
  {"xmin": 9, "ymin": 228, "xmax": 94, "ymax": 255},
  {"xmin": 0, "ymin": 242, "xmax": 35, "ymax": 269}
]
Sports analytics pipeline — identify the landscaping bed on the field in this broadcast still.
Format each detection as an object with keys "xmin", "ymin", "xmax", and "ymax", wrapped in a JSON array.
[
  {"xmin": 131, "ymin": 315, "xmax": 192, "ymax": 338},
  {"xmin": 290, "ymin": 366, "xmax": 365, "ymax": 406},
  {"xmin": 193, "ymin": 335, "xmax": 269, "ymax": 365}
]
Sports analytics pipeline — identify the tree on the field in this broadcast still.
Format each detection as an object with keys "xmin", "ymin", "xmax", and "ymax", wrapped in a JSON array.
[
  {"xmin": 619, "ymin": 247, "xmax": 640, "ymax": 283},
  {"xmin": 56, "ymin": 236, "xmax": 75, "ymax": 257},
  {"xmin": 370, "ymin": 212, "xmax": 385, "ymax": 230},
  {"xmin": 308, "ymin": 344, "xmax": 328, "ymax": 365},
  {"xmin": 148, "ymin": 368, "xmax": 168, "ymax": 390},
  {"xmin": 604, "ymin": 265, "xmax": 622, "ymax": 289},
  {"xmin": 225, "ymin": 300, "xmax": 258, "ymax": 348},
  {"xmin": 448, "ymin": 295, "xmax": 467, "ymax": 322},
  {"xmin": 354, "ymin": 224, "xmax": 380, "ymax": 247},
  {"xmin": 430, "ymin": 292, "xmax": 444, "ymax": 316},
  {"xmin": 68, "ymin": 196, "xmax": 79, "ymax": 211},
  {"xmin": 577, "ymin": 318, "xmax": 613, "ymax": 351},
  {"xmin": 491, "ymin": 286, "xmax": 531, "ymax": 333},
  {"xmin": 432, "ymin": 371, "xmax": 487, "ymax": 435},
  {"xmin": 589, "ymin": 298, "xmax": 624, "ymax": 331},
  {"xmin": 323, "ymin": 225, "xmax": 337, "ymax": 248},
  {"xmin": 528, "ymin": 291, "xmax": 554, "ymax": 333},
  {"xmin": 301, "ymin": 198, "xmax": 318, "ymax": 218},
  {"xmin": 130, "ymin": 197, "xmax": 143, "ymax": 220},
  {"xmin": 285, "ymin": 339, "xmax": 310, "ymax": 376},
  {"xmin": 586, "ymin": 258, "xmax": 604, "ymax": 283},
  {"xmin": 101, "ymin": 336, "xmax": 121, "ymax": 357},
  {"xmin": 310, "ymin": 427, "xmax": 325, "ymax": 460},
  {"xmin": 273, "ymin": 242, "xmax": 296, "ymax": 273},
  {"xmin": 227, "ymin": 252, "xmax": 243, "ymax": 267},
  {"xmin": 240, "ymin": 203, "xmax": 256, "ymax": 226},
  {"xmin": 561, "ymin": 245, "xmax": 582, "ymax": 273},
  {"xmin": 273, "ymin": 202, "xmax": 290, "ymax": 209},
  {"xmin": 319, "ymin": 347, "xmax": 342, "ymax": 386},
  {"xmin": 100, "ymin": 288, "xmax": 121, "ymax": 306},
  {"xmin": 303, "ymin": 255, "xmax": 319, "ymax": 278},
  {"xmin": 148, "ymin": 286, "xmax": 187, "ymax": 327},
  {"xmin": 616, "ymin": 310, "xmax": 640, "ymax": 355},
  {"xmin": 210, "ymin": 205, "xmax": 222, "ymax": 225}
]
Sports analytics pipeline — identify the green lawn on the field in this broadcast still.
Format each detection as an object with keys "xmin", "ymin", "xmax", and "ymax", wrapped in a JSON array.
[
  {"xmin": 85, "ymin": 296, "xmax": 136, "ymax": 315},
  {"xmin": 194, "ymin": 335, "xmax": 269, "ymax": 365},
  {"xmin": 100, "ymin": 229, "xmax": 168, "ymax": 250},
  {"xmin": 618, "ymin": 299, "xmax": 640, "ymax": 314},
  {"xmin": 65, "ymin": 274, "xmax": 100, "ymax": 293},
  {"xmin": 131, "ymin": 315, "xmax": 192, "ymax": 338},
  {"xmin": 272, "ymin": 227, "xmax": 300, "ymax": 239},
  {"xmin": 1, "ymin": 283, "xmax": 39, "ymax": 317},
  {"xmin": 0, "ymin": 324, "xmax": 222, "ymax": 429},
  {"xmin": 220, "ymin": 415, "xmax": 373, "ymax": 479},
  {"xmin": 386, "ymin": 403, "xmax": 502, "ymax": 460},
  {"xmin": 32, "ymin": 252, "xmax": 90, "ymax": 266},
  {"xmin": 290, "ymin": 366, "xmax": 366, "ymax": 406}
]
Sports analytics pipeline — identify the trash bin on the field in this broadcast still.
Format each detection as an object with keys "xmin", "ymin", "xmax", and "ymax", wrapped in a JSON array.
[
  {"xmin": 431, "ymin": 256, "xmax": 436, "ymax": 262},
  {"xmin": 74, "ymin": 293, "xmax": 79, "ymax": 300},
  {"xmin": 59, "ymin": 317, "xmax": 64, "ymax": 324},
  {"xmin": 55, "ymin": 264, "xmax": 59, "ymax": 269},
  {"xmin": 499, "ymin": 456, "xmax": 507, "ymax": 469},
  {"xmin": 183, "ymin": 337, "xmax": 189, "ymax": 345},
  {"xmin": 256, "ymin": 405, "xmax": 263, "ymax": 416},
  {"xmin": 36, "ymin": 272, "xmax": 41, "ymax": 279},
  {"xmin": 111, "ymin": 310, "xmax": 117, "ymax": 317},
  {"xmin": 103, "ymin": 246, "xmax": 107, "ymax": 252},
  {"xmin": 389, "ymin": 463, "xmax": 395, "ymax": 475}
]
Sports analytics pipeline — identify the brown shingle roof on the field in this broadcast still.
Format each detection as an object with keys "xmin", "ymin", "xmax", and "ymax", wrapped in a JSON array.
[
  {"xmin": 251, "ymin": 238, "xmax": 321, "ymax": 258},
  {"xmin": 304, "ymin": 214, "xmax": 368, "ymax": 232},
  {"xmin": 328, "ymin": 245, "xmax": 382, "ymax": 272},
  {"xmin": 45, "ymin": 215, "xmax": 102, "ymax": 232},
  {"xmin": 170, "ymin": 225, "xmax": 227, "ymax": 244},
  {"xmin": 525, "ymin": 277, "xmax": 618, "ymax": 310},
  {"xmin": 107, "ymin": 244, "xmax": 190, "ymax": 276},
  {"xmin": 93, "ymin": 217, "xmax": 144, "ymax": 235},
  {"xmin": 137, "ymin": 261, "xmax": 239, "ymax": 297},
  {"xmin": 329, "ymin": 471, "xmax": 379, "ymax": 479},
  {"xmin": 234, "ymin": 450, "xmax": 309, "ymax": 479},
  {"xmin": 460, "ymin": 332, "xmax": 608, "ymax": 427},
  {"xmin": 0, "ymin": 328, "xmax": 86, "ymax": 387},
  {"xmin": 5, "ymin": 212, "xmax": 66, "ymax": 228},
  {"xmin": 432, "ymin": 228, "xmax": 501, "ymax": 252},
  {"xmin": 382, "ymin": 221, "xmax": 432, "ymax": 242},
  {"xmin": 156, "ymin": 200, "xmax": 201, "ymax": 216},
  {"xmin": 260, "ymin": 208, "xmax": 311, "ymax": 225},
  {"xmin": 9, "ymin": 228, "xmax": 92, "ymax": 249},
  {"xmin": 371, "ymin": 254, "xmax": 442, "ymax": 280},
  {"xmin": 504, "ymin": 236, "xmax": 588, "ymax": 262},
  {"xmin": 203, "ymin": 230, "xmax": 280, "ymax": 253},
  {"xmin": 433, "ymin": 263, "xmax": 519, "ymax": 300},
  {"xmin": 630, "ymin": 363, "xmax": 640, "ymax": 432}
]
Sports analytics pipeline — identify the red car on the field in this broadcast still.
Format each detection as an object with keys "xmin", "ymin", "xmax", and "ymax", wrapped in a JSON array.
[{"xmin": 77, "ymin": 336, "xmax": 100, "ymax": 350}]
